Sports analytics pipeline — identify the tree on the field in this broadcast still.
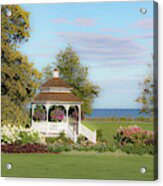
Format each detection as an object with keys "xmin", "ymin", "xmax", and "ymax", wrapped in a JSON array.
[
  {"xmin": 42, "ymin": 46, "xmax": 100, "ymax": 116},
  {"xmin": 41, "ymin": 64, "xmax": 53, "ymax": 85},
  {"xmin": 1, "ymin": 5, "xmax": 41, "ymax": 125},
  {"xmin": 136, "ymin": 64, "xmax": 154, "ymax": 116},
  {"xmin": 1, "ymin": 5, "xmax": 30, "ymax": 46}
]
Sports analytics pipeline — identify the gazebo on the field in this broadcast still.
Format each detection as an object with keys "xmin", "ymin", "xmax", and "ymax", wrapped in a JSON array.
[{"xmin": 31, "ymin": 69, "xmax": 96, "ymax": 143}]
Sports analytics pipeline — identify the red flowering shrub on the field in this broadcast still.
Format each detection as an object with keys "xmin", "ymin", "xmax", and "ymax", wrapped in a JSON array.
[
  {"xmin": 33, "ymin": 105, "xmax": 46, "ymax": 121},
  {"xmin": 114, "ymin": 126, "xmax": 155, "ymax": 146},
  {"xmin": 50, "ymin": 109, "xmax": 64, "ymax": 122},
  {"xmin": 1, "ymin": 144, "xmax": 48, "ymax": 153}
]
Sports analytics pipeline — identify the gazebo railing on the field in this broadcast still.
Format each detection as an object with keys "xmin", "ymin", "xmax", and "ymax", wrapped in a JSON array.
[
  {"xmin": 32, "ymin": 121, "xmax": 96, "ymax": 143},
  {"xmin": 79, "ymin": 124, "xmax": 96, "ymax": 143},
  {"xmin": 32, "ymin": 122, "xmax": 66, "ymax": 134},
  {"xmin": 67, "ymin": 124, "xmax": 77, "ymax": 142}
]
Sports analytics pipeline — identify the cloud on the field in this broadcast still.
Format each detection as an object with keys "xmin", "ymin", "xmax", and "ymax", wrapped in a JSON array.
[
  {"xmin": 28, "ymin": 53, "xmax": 53, "ymax": 59},
  {"xmin": 102, "ymin": 27, "xmax": 127, "ymax": 34},
  {"xmin": 135, "ymin": 18, "xmax": 153, "ymax": 30},
  {"xmin": 51, "ymin": 18, "xmax": 95, "ymax": 27},
  {"xmin": 74, "ymin": 18, "xmax": 95, "ymax": 27},
  {"xmin": 56, "ymin": 32, "xmax": 149, "ymax": 65},
  {"xmin": 129, "ymin": 33, "xmax": 153, "ymax": 40}
]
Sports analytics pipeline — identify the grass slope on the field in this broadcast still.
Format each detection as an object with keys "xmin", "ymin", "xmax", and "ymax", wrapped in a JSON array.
[{"xmin": 2, "ymin": 152, "xmax": 155, "ymax": 180}]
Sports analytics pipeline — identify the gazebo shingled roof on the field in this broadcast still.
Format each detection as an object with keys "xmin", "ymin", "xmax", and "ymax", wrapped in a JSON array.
[
  {"xmin": 34, "ymin": 69, "xmax": 82, "ymax": 103},
  {"xmin": 41, "ymin": 78, "xmax": 72, "ymax": 88},
  {"xmin": 34, "ymin": 92, "xmax": 82, "ymax": 102}
]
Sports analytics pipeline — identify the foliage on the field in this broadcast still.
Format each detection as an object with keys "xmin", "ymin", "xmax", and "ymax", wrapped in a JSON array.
[
  {"xmin": 33, "ymin": 105, "xmax": 46, "ymax": 122},
  {"xmin": 85, "ymin": 117, "xmax": 153, "ymax": 122},
  {"xmin": 114, "ymin": 125, "xmax": 155, "ymax": 146},
  {"xmin": 49, "ymin": 106, "xmax": 66, "ymax": 122},
  {"xmin": 2, "ymin": 144, "xmax": 48, "ymax": 153},
  {"xmin": 136, "ymin": 64, "xmax": 154, "ymax": 116},
  {"xmin": 40, "ymin": 64, "xmax": 53, "ymax": 85},
  {"xmin": 41, "ymin": 46, "xmax": 100, "ymax": 115},
  {"xmin": 46, "ymin": 132, "xmax": 73, "ymax": 145},
  {"xmin": 50, "ymin": 109, "xmax": 64, "ymax": 122},
  {"xmin": 77, "ymin": 135, "xmax": 87, "ymax": 144},
  {"xmin": 96, "ymin": 129, "xmax": 103, "ymax": 141},
  {"xmin": 1, "ymin": 96, "xmax": 29, "ymax": 126},
  {"xmin": 1, "ymin": 5, "xmax": 30, "ymax": 46},
  {"xmin": 48, "ymin": 144, "xmax": 72, "ymax": 153},
  {"xmin": 47, "ymin": 142, "xmax": 117, "ymax": 153},
  {"xmin": 1, "ymin": 124, "xmax": 46, "ymax": 145},
  {"xmin": 120, "ymin": 144, "xmax": 155, "ymax": 155},
  {"xmin": 114, "ymin": 126, "xmax": 156, "ymax": 155},
  {"xmin": 1, "ymin": 5, "xmax": 42, "ymax": 125},
  {"xmin": 55, "ymin": 46, "xmax": 100, "ymax": 115}
]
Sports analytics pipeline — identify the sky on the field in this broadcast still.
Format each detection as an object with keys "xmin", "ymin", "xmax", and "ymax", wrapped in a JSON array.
[{"xmin": 20, "ymin": 1, "xmax": 154, "ymax": 109}]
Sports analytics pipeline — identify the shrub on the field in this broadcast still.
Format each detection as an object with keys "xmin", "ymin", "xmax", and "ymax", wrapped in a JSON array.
[
  {"xmin": 1, "ymin": 124, "xmax": 46, "ymax": 145},
  {"xmin": 92, "ymin": 144, "xmax": 117, "ymax": 153},
  {"xmin": 46, "ymin": 137, "xmax": 57, "ymax": 144},
  {"xmin": 1, "ymin": 144, "xmax": 48, "ymax": 153},
  {"xmin": 50, "ymin": 109, "xmax": 64, "ymax": 122},
  {"xmin": 120, "ymin": 144, "xmax": 155, "ymax": 155},
  {"xmin": 114, "ymin": 126, "xmax": 156, "ymax": 155},
  {"xmin": 1, "ymin": 96, "xmax": 29, "ymax": 127},
  {"xmin": 48, "ymin": 144, "xmax": 72, "ymax": 153},
  {"xmin": 114, "ymin": 125, "xmax": 155, "ymax": 146},
  {"xmin": 45, "ymin": 132, "xmax": 73, "ymax": 145},
  {"xmin": 77, "ymin": 135, "xmax": 87, "ymax": 144},
  {"xmin": 96, "ymin": 129, "xmax": 103, "ymax": 141},
  {"xmin": 33, "ymin": 105, "xmax": 46, "ymax": 122}
]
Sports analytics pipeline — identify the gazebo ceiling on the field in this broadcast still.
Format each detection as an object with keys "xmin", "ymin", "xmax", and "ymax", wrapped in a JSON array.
[{"xmin": 34, "ymin": 92, "xmax": 82, "ymax": 102}]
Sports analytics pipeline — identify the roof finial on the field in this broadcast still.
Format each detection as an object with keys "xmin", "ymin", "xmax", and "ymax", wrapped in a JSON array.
[{"xmin": 53, "ymin": 68, "xmax": 59, "ymax": 78}]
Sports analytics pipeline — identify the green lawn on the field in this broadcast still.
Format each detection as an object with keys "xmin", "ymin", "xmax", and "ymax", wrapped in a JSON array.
[
  {"xmin": 83, "ymin": 120, "xmax": 154, "ymax": 143},
  {"xmin": 2, "ymin": 120, "xmax": 156, "ymax": 180},
  {"xmin": 1, "ymin": 152, "xmax": 156, "ymax": 180}
]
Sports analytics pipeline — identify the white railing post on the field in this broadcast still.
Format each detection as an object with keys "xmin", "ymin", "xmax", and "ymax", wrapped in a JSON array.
[{"xmin": 80, "ymin": 124, "xmax": 96, "ymax": 143}]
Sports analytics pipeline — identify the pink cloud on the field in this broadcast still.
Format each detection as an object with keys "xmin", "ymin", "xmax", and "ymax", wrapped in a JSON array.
[
  {"xmin": 135, "ymin": 18, "xmax": 153, "ymax": 30},
  {"xmin": 51, "ymin": 17, "xmax": 95, "ymax": 27},
  {"xmin": 102, "ymin": 27, "xmax": 127, "ymax": 34},
  {"xmin": 74, "ymin": 18, "xmax": 95, "ymax": 27},
  {"xmin": 56, "ymin": 32, "xmax": 148, "ymax": 64},
  {"xmin": 128, "ymin": 33, "xmax": 153, "ymax": 40}
]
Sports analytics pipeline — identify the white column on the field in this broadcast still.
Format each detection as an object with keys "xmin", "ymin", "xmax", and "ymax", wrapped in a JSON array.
[
  {"xmin": 93, "ymin": 130, "xmax": 97, "ymax": 143},
  {"xmin": 45, "ymin": 104, "xmax": 50, "ymax": 134},
  {"xmin": 31, "ymin": 104, "xmax": 35, "ymax": 127},
  {"xmin": 65, "ymin": 104, "xmax": 69, "ymax": 133},
  {"xmin": 78, "ymin": 104, "xmax": 81, "ymax": 135}
]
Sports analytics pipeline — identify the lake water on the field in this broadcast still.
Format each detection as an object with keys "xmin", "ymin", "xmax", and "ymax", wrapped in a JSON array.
[{"xmin": 86, "ymin": 109, "xmax": 150, "ymax": 119}]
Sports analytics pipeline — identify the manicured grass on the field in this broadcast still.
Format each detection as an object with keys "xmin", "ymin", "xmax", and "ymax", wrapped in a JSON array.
[
  {"xmin": 83, "ymin": 120, "xmax": 154, "ymax": 143},
  {"xmin": 1, "ymin": 152, "xmax": 156, "ymax": 180},
  {"xmin": 2, "ymin": 120, "xmax": 156, "ymax": 180}
]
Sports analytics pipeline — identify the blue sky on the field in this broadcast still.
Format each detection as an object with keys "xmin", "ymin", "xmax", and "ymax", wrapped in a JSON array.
[{"xmin": 20, "ymin": 1, "xmax": 154, "ymax": 109}]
